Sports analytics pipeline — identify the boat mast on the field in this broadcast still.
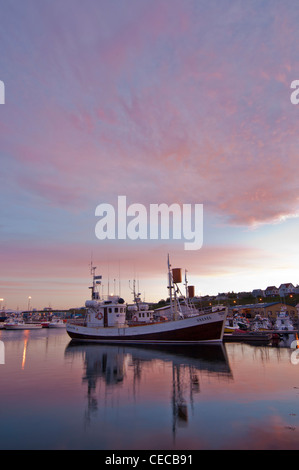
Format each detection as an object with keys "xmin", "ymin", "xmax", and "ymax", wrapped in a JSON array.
[
  {"xmin": 90, "ymin": 263, "xmax": 96, "ymax": 300},
  {"xmin": 185, "ymin": 269, "xmax": 188, "ymax": 299},
  {"xmin": 129, "ymin": 279, "xmax": 141, "ymax": 308},
  {"xmin": 168, "ymin": 255, "xmax": 173, "ymax": 317},
  {"xmin": 89, "ymin": 262, "xmax": 100, "ymax": 300},
  {"xmin": 168, "ymin": 254, "xmax": 178, "ymax": 321}
]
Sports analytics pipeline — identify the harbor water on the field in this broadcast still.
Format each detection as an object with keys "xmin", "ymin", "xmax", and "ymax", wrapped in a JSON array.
[{"xmin": 1, "ymin": 327, "xmax": 299, "ymax": 450}]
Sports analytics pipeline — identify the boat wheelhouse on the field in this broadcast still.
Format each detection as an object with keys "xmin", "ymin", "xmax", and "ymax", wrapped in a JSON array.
[{"xmin": 127, "ymin": 279, "xmax": 155, "ymax": 324}]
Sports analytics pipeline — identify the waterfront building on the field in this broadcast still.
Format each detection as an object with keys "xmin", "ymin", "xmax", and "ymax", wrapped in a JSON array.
[
  {"xmin": 278, "ymin": 283, "xmax": 296, "ymax": 297},
  {"xmin": 264, "ymin": 286, "xmax": 279, "ymax": 297},
  {"xmin": 252, "ymin": 289, "xmax": 264, "ymax": 298},
  {"xmin": 234, "ymin": 302, "xmax": 297, "ymax": 321}
]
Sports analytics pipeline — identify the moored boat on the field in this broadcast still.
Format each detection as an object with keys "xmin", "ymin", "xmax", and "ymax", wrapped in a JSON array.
[
  {"xmin": 274, "ymin": 306, "xmax": 294, "ymax": 331},
  {"xmin": 4, "ymin": 318, "xmax": 42, "ymax": 330},
  {"xmin": 48, "ymin": 318, "xmax": 66, "ymax": 328},
  {"xmin": 224, "ymin": 314, "xmax": 249, "ymax": 333},
  {"xmin": 224, "ymin": 330, "xmax": 272, "ymax": 343},
  {"xmin": 66, "ymin": 256, "xmax": 227, "ymax": 345}
]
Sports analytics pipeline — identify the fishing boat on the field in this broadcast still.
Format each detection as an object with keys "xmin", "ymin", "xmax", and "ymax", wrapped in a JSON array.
[
  {"xmin": 274, "ymin": 306, "xmax": 294, "ymax": 331},
  {"xmin": 66, "ymin": 256, "xmax": 227, "ymax": 344}
]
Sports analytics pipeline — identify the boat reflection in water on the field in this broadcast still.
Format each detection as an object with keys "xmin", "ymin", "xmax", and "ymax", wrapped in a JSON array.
[{"xmin": 65, "ymin": 341, "xmax": 232, "ymax": 440}]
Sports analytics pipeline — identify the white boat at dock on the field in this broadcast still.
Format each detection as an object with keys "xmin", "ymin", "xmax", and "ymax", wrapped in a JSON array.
[
  {"xmin": 48, "ymin": 318, "xmax": 66, "ymax": 328},
  {"xmin": 66, "ymin": 256, "xmax": 227, "ymax": 345},
  {"xmin": 40, "ymin": 316, "xmax": 66, "ymax": 328},
  {"xmin": 4, "ymin": 318, "xmax": 42, "ymax": 330},
  {"xmin": 274, "ymin": 306, "xmax": 294, "ymax": 331}
]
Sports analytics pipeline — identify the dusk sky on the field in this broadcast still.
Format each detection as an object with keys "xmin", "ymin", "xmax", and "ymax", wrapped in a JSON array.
[{"xmin": 1, "ymin": 0, "xmax": 299, "ymax": 310}]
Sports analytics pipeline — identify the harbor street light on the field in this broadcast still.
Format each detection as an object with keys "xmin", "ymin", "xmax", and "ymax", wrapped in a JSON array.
[
  {"xmin": 0, "ymin": 298, "xmax": 3, "ymax": 311},
  {"xmin": 28, "ymin": 296, "xmax": 31, "ymax": 312}
]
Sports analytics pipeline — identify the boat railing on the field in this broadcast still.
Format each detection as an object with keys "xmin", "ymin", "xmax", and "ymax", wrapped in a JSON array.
[{"xmin": 67, "ymin": 318, "xmax": 129, "ymax": 329}]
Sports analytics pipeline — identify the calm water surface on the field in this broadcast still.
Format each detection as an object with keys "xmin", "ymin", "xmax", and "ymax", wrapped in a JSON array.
[{"xmin": 0, "ymin": 327, "xmax": 299, "ymax": 450}]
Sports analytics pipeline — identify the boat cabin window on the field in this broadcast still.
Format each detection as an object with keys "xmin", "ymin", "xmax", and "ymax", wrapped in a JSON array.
[
  {"xmin": 115, "ymin": 307, "xmax": 118, "ymax": 313},
  {"xmin": 109, "ymin": 308, "xmax": 112, "ymax": 313}
]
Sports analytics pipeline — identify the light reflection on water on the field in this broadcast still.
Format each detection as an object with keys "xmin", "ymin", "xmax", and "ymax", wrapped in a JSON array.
[{"xmin": 0, "ymin": 328, "xmax": 299, "ymax": 450}]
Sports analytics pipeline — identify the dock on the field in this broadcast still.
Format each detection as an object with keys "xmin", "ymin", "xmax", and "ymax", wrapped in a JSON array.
[{"xmin": 224, "ymin": 329, "xmax": 298, "ymax": 343}]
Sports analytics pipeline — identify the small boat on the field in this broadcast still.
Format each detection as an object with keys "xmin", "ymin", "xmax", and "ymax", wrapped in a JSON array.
[
  {"xmin": 4, "ymin": 318, "xmax": 42, "ymax": 330},
  {"xmin": 250, "ymin": 314, "xmax": 272, "ymax": 331},
  {"xmin": 48, "ymin": 318, "xmax": 66, "ymax": 328},
  {"xmin": 66, "ymin": 256, "xmax": 227, "ymax": 345},
  {"xmin": 274, "ymin": 306, "xmax": 294, "ymax": 331},
  {"xmin": 224, "ymin": 314, "xmax": 249, "ymax": 333}
]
